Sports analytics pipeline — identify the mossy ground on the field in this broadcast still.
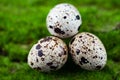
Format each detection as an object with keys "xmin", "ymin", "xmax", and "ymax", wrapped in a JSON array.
[{"xmin": 0, "ymin": 0, "xmax": 120, "ymax": 80}]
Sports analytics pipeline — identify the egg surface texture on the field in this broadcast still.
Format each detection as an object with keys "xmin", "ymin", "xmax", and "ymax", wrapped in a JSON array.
[
  {"xmin": 46, "ymin": 3, "xmax": 82, "ymax": 38},
  {"xmin": 69, "ymin": 32, "xmax": 107, "ymax": 70},
  {"xmin": 28, "ymin": 36, "xmax": 68, "ymax": 72}
]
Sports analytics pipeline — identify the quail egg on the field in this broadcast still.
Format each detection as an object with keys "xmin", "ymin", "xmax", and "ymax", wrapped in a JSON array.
[
  {"xmin": 69, "ymin": 32, "xmax": 107, "ymax": 70},
  {"xmin": 28, "ymin": 36, "xmax": 68, "ymax": 72},
  {"xmin": 46, "ymin": 3, "xmax": 82, "ymax": 38}
]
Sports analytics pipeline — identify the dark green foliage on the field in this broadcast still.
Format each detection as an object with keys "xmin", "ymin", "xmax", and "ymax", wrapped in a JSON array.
[{"xmin": 0, "ymin": 0, "xmax": 120, "ymax": 80}]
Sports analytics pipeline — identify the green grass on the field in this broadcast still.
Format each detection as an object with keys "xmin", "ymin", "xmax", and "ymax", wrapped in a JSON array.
[{"xmin": 0, "ymin": 0, "xmax": 120, "ymax": 80}]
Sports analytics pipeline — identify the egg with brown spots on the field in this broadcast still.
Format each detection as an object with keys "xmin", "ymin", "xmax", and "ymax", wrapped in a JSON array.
[
  {"xmin": 46, "ymin": 3, "xmax": 82, "ymax": 38},
  {"xmin": 69, "ymin": 32, "xmax": 107, "ymax": 70},
  {"xmin": 28, "ymin": 36, "xmax": 68, "ymax": 72}
]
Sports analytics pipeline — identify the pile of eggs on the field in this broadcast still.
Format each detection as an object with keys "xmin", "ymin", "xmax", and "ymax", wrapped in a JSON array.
[{"xmin": 27, "ymin": 3, "xmax": 107, "ymax": 72}]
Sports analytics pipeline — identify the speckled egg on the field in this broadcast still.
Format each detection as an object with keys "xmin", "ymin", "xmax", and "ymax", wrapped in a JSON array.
[
  {"xmin": 69, "ymin": 32, "xmax": 107, "ymax": 70},
  {"xmin": 46, "ymin": 3, "xmax": 82, "ymax": 38},
  {"xmin": 28, "ymin": 36, "xmax": 68, "ymax": 72}
]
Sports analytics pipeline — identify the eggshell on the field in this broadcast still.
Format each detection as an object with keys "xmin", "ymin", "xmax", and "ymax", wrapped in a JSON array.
[
  {"xmin": 28, "ymin": 36, "xmax": 68, "ymax": 72},
  {"xmin": 46, "ymin": 3, "xmax": 82, "ymax": 38},
  {"xmin": 69, "ymin": 32, "xmax": 107, "ymax": 70}
]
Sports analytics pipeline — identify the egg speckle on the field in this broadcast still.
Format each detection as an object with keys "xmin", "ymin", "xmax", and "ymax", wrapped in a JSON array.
[
  {"xmin": 28, "ymin": 36, "xmax": 68, "ymax": 72},
  {"xmin": 69, "ymin": 32, "xmax": 107, "ymax": 70},
  {"xmin": 46, "ymin": 3, "xmax": 82, "ymax": 38}
]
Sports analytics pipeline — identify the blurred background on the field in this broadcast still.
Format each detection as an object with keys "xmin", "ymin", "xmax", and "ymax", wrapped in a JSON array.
[{"xmin": 0, "ymin": 0, "xmax": 120, "ymax": 80}]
